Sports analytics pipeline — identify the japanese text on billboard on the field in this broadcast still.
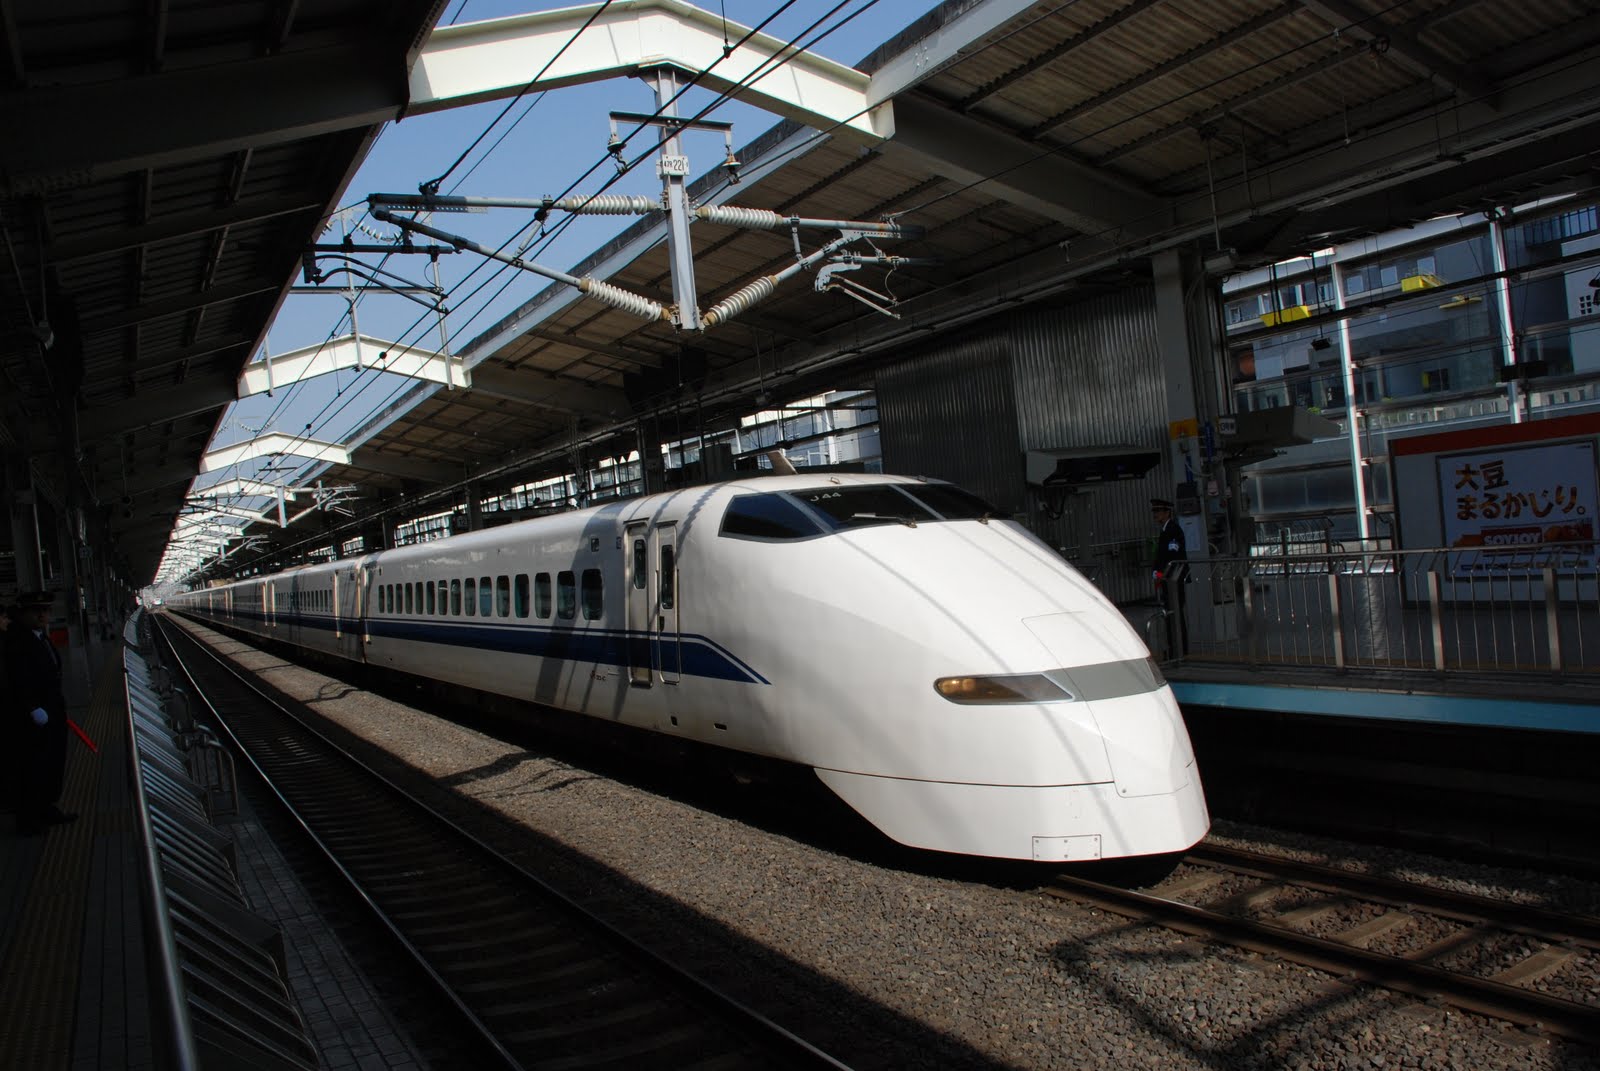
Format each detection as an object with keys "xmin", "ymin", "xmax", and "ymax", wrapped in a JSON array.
[{"xmin": 1438, "ymin": 440, "xmax": 1596, "ymax": 573}]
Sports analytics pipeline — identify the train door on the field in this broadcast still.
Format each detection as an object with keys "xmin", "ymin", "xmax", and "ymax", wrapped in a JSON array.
[
  {"xmin": 626, "ymin": 522, "xmax": 651, "ymax": 686},
  {"xmin": 624, "ymin": 521, "xmax": 682, "ymax": 685},
  {"xmin": 358, "ymin": 560, "xmax": 377, "ymax": 652},
  {"xmin": 264, "ymin": 579, "xmax": 275, "ymax": 629},
  {"xmin": 655, "ymin": 524, "xmax": 680, "ymax": 684}
]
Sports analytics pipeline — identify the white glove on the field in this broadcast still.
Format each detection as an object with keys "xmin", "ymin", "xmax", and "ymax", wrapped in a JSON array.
[{"xmin": 30, "ymin": 708, "xmax": 48, "ymax": 726}]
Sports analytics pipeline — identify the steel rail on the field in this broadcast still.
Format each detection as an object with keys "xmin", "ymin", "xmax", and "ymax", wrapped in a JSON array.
[
  {"xmin": 156, "ymin": 617, "xmax": 853, "ymax": 1071},
  {"xmin": 1190, "ymin": 843, "xmax": 1600, "ymax": 948},
  {"xmin": 1046, "ymin": 870, "xmax": 1600, "ymax": 1045}
]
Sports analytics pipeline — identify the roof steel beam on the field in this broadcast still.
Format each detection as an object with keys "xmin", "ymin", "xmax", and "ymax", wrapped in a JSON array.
[
  {"xmin": 409, "ymin": 0, "xmax": 891, "ymax": 140},
  {"xmin": 347, "ymin": 448, "xmax": 459, "ymax": 484},
  {"xmin": 469, "ymin": 364, "xmax": 629, "ymax": 417},
  {"xmin": 863, "ymin": 0, "xmax": 1040, "ymax": 105},
  {"xmin": 200, "ymin": 432, "xmax": 351, "ymax": 474},
  {"xmin": 190, "ymin": 479, "xmax": 291, "ymax": 503},
  {"xmin": 887, "ymin": 94, "xmax": 1161, "ymax": 231},
  {"xmin": 237, "ymin": 334, "xmax": 469, "ymax": 398},
  {"xmin": 79, "ymin": 370, "xmax": 238, "ymax": 441},
  {"xmin": 47, "ymin": 194, "xmax": 322, "ymax": 263},
  {"xmin": 0, "ymin": 45, "xmax": 399, "ymax": 196},
  {"xmin": 79, "ymin": 278, "xmax": 283, "ymax": 336},
  {"xmin": 1297, "ymin": 0, "xmax": 1495, "ymax": 102}
]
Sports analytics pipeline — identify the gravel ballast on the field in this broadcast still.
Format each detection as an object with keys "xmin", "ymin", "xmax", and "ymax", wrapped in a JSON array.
[{"xmin": 174, "ymin": 618, "xmax": 1600, "ymax": 1071}]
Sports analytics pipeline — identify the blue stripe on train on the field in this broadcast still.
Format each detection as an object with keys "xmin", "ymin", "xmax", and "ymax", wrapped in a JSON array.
[{"xmin": 193, "ymin": 608, "xmax": 770, "ymax": 685}]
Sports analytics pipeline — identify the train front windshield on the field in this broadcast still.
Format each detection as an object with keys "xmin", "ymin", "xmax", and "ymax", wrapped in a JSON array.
[{"xmin": 720, "ymin": 483, "xmax": 1008, "ymax": 541}]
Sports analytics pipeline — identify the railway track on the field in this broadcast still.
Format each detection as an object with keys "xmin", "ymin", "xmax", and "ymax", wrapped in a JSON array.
[
  {"xmin": 154, "ymin": 618, "xmax": 851, "ymax": 1071},
  {"xmin": 1048, "ymin": 842, "xmax": 1600, "ymax": 1044}
]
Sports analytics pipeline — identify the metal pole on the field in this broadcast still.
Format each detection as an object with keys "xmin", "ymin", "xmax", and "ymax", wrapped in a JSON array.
[
  {"xmin": 651, "ymin": 69, "xmax": 702, "ymax": 331},
  {"xmin": 1331, "ymin": 255, "xmax": 1370, "ymax": 542},
  {"xmin": 1544, "ymin": 566, "xmax": 1562, "ymax": 672},
  {"xmin": 1489, "ymin": 215, "xmax": 1523, "ymax": 422}
]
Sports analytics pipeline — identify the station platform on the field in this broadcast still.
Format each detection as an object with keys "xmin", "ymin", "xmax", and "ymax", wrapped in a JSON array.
[
  {"xmin": 0, "ymin": 626, "xmax": 427, "ymax": 1071},
  {"xmin": 1167, "ymin": 662, "xmax": 1600, "ymax": 733}
]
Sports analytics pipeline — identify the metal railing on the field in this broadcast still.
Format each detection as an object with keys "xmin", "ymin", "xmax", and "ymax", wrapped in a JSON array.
[
  {"xmin": 1148, "ymin": 541, "xmax": 1600, "ymax": 677},
  {"xmin": 125, "ymin": 612, "xmax": 319, "ymax": 1070}
]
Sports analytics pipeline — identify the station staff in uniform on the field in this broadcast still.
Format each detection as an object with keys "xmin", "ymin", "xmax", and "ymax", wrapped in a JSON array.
[
  {"xmin": 6, "ymin": 591, "xmax": 76, "ymax": 835},
  {"xmin": 1151, "ymin": 499, "xmax": 1188, "ymax": 656}
]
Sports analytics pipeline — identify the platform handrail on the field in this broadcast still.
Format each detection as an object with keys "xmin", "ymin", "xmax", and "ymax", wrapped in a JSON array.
[
  {"xmin": 1145, "ymin": 538, "xmax": 1600, "ymax": 677},
  {"xmin": 123, "ymin": 612, "xmax": 318, "ymax": 1070},
  {"xmin": 123, "ymin": 614, "xmax": 202, "ymax": 1071}
]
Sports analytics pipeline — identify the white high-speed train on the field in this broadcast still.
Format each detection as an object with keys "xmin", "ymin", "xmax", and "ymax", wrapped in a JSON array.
[{"xmin": 168, "ymin": 473, "xmax": 1209, "ymax": 862}]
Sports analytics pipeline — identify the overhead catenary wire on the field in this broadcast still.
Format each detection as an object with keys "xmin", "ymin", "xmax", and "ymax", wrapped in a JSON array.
[{"xmin": 175, "ymin": 0, "xmax": 854, "ymax": 558}]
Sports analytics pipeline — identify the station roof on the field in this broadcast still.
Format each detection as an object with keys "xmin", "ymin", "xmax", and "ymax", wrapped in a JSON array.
[{"xmin": 4, "ymin": 0, "xmax": 1598, "ymax": 585}]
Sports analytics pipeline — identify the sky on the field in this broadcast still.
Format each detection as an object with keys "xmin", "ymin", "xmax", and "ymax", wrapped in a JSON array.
[{"xmin": 167, "ymin": 0, "xmax": 942, "ymax": 577}]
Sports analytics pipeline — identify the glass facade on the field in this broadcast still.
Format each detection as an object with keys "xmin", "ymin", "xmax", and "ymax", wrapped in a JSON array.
[{"xmin": 1224, "ymin": 196, "xmax": 1600, "ymax": 547}]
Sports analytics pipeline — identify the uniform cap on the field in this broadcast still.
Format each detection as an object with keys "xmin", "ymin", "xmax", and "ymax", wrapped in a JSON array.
[
  {"xmin": 16, "ymin": 590, "xmax": 54, "ymax": 608},
  {"xmin": 1150, "ymin": 498, "xmax": 1174, "ymax": 511}
]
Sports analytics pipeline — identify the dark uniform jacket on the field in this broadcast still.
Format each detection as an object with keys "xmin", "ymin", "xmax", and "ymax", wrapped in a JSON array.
[
  {"xmin": 6, "ymin": 625, "xmax": 70, "ymax": 817},
  {"xmin": 1154, "ymin": 516, "xmax": 1187, "ymax": 579}
]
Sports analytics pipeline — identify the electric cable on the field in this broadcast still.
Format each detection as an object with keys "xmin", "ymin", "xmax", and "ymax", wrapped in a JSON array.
[{"xmin": 178, "ymin": 0, "xmax": 850, "ymax": 557}]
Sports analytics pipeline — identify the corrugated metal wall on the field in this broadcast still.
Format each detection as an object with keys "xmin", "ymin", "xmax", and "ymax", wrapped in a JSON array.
[
  {"xmin": 876, "ymin": 286, "xmax": 1172, "ymax": 604},
  {"xmin": 878, "ymin": 329, "xmax": 1023, "ymax": 511}
]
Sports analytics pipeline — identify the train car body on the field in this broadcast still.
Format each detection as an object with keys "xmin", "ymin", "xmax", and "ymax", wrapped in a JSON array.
[{"xmin": 170, "ymin": 474, "xmax": 1208, "ymax": 862}]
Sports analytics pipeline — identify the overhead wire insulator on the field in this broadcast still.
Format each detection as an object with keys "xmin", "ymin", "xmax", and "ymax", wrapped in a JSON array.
[
  {"xmin": 554, "ymin": 195, "xmax": 660, "ymax": 215},
  {"xmin": 577, "ymin": 277, "xmax": 669, "ymax": 322},
  {"xmin": 702, "ymin": 276, "xmax": 777, "ymax": 327},
  {"xmin": 695, "ymin": 205, "xmax": 786, "ymax": 230}
]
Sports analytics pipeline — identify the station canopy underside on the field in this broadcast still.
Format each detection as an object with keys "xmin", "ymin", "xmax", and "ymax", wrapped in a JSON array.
[{"xmin": 4, "ymin": 0, "xmax": 1599, "ymax": 584}]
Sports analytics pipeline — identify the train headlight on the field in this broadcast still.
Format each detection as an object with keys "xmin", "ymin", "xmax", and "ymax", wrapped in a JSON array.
[{"xmin": 933, "ymin": 673, "xmax": 1075, "ymax": 704}]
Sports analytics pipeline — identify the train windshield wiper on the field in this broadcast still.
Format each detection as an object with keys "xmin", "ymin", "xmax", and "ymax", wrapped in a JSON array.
[{"xmin": 845, "ymin": 512, "xmax": 918, "ymax": 527}]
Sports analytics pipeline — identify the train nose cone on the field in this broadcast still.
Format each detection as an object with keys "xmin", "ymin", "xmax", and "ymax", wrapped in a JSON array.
[
  {"xmin": 1023, "ymin": 613, "xmax": 1194, "ymax": 798},
  {"xmin": 1023, "ymin": 610, "xmax": 1144, "ymax": 666}
]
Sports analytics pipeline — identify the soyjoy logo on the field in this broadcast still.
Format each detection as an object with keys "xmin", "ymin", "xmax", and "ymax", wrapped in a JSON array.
[{"xmin": 1481, "ymin": 527, "xmax": 1542, "ymax": 546}]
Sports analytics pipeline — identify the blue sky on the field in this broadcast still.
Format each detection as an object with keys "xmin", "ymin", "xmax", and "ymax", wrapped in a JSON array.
[{"xmin": 210, "ymin": 0, "xmax": 937, "ymax": 458}]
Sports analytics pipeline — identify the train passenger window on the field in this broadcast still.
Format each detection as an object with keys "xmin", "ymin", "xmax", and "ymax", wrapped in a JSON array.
[
  {"xmin": 464, "ymin": 578, "xmax": 476, "ymax": 616},
  {"xmin": 426, "ymin": 583, "xmax": 436, "ymax": 615},
  {"xmin": 479, "ymin": 576, "xmax": 493, "ymax": 617},
  {"xmin": 719, "ymin": 493, "xmax": 822, "ymax": 540},
  {"xmin": 496, "ymin": 575, "xmax": 511, "ymax": 617},
  {"xmin": 557, "ymin": 571, "xmax": 576, "ymax": 620},
  {"xmin": 381, "ymin": 586, "xmax": 389, "ymax": 613},
  {"xmin": 632, "ymin": 539, "xmax": 646, "ymax": 588},
  {"xmin": 451, "ymin": 579, "xmax": 462, "ymax": 615},
  {"xmin": 438, "ymin": 580, "xmax": 448, "ymax": 614},
  {"xmin": 659, "ymin": 546, "xmax": 675, "ymax": 610},
  {"xmin": 404, "ymin": 584, "xmax": 414, "ymax": 615},
  {"xmin": 535, "ymin": 573, "xmax": 551, "ymax": 618},
  {"xmin": 514, "ymin": 575, "xmax": 529, "ymax": 618},
  {"xmin": 581, "ymin": 569, "xmax": 603, "ymax": 620}
]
